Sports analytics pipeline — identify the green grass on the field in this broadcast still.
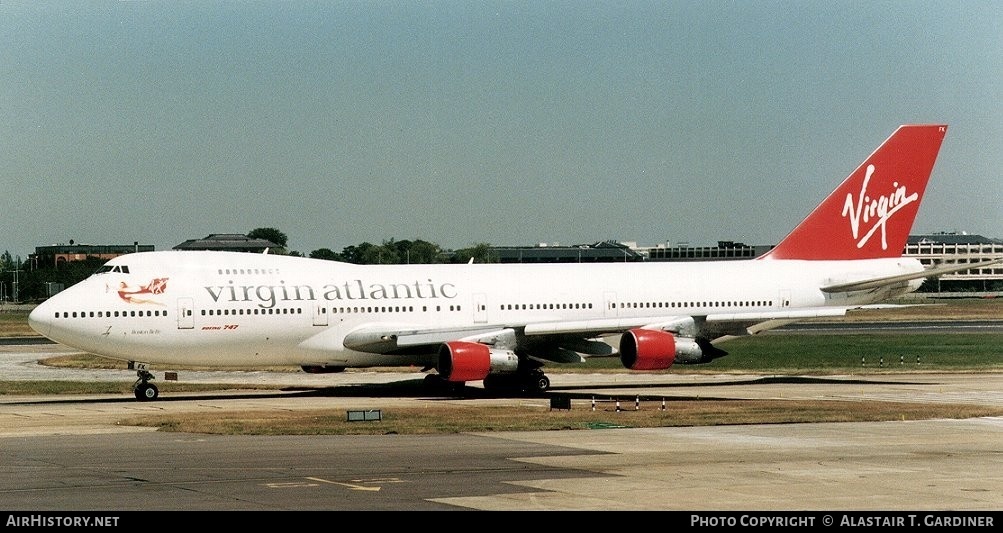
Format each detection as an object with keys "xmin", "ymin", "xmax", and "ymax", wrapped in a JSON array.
[
  {"xmin": 117, "ymin": 401, "xmax": 1003, "ymax": 436},
  {"xmin": 0, "ymin": 380, "xmax": 282, "ymax": 396},
  {"xmin": 670, "ymin": 333, "xmax": 1003, "ymax": 373},
  {"xmin": 551, "ymin": 333, "xmax": 1003, "ymax": 373},
  {"xmin": 0, "ymin": 311, "xmax": 36, "ymax": 337}
]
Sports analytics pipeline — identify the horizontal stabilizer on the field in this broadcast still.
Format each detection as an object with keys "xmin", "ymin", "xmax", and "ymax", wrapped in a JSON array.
[{"xmin": 821, "ymin": 258, "xmax": 1002, "ymax": 293}]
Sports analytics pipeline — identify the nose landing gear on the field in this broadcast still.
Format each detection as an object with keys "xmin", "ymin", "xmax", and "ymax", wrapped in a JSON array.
[{"xmin": 132, "ymin": 367, "xmax": 159, "ymax": 401}]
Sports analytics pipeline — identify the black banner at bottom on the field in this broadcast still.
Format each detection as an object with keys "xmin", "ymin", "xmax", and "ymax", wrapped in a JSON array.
[{"xmin": 1, "ymin": 511, "xmax": 1000, "ymax": 527}]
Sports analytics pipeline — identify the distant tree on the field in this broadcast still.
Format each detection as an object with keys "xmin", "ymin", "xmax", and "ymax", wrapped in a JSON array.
[
  {"xmin": 334, "ymin": 240, "xmax": 492, "ymax": 264},
  {"xmin": 1, "ymin": 251, "xmax": 14, "ymax": 271},
  {"xmin": 400, "ymin": 239, "xmax": 446, "ymax": 263},
  {"xmin": 339, "ymin": 242, "xmax": 378, "ymax": 264},
  {"xmin": 310, "ymin": 248, "xmax": 341, "ymax": 261},
  {"xmin": 355, "ymin": 240, "xmax": 444, "ymax": 264},
  {"xmin": 385, "ymin": 239, "xmax": 407, "ymax": 262},
  {"xmin": 373, "ymin": 239, "xmax": 401, "ymax": 264},
  {"xmin": 247, "ymin": 227, "xmax": 288, "ymax": 248}
]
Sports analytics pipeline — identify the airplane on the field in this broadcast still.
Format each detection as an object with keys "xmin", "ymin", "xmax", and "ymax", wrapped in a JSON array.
[{"xmin": 28, "ymin": 124, "xmax": 996, "ymax": 401}]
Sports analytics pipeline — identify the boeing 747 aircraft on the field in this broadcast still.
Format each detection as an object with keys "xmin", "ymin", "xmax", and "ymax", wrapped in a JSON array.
[{"xmin": 29, "ymin": 124, "xmax": 991, "ymax": 400}]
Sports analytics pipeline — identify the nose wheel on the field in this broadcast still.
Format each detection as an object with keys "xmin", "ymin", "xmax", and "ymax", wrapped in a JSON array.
[{"xmin": 133, "ymin": 369, "xmax": 159, "ymax": 401}]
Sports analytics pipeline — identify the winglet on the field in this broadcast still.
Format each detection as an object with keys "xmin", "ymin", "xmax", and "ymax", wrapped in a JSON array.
[{"xmin": 761, "ymin": 125, "xmax": 947, "ymax": 260}]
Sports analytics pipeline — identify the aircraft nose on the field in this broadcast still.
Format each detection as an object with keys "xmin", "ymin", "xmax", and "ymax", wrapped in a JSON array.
[{"xmin": 28, "ymin": 302, "xmax": 52, "ymax": 337}]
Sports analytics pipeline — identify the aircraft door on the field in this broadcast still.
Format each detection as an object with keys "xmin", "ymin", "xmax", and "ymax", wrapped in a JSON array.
[
  {"xmin": 313, "ymin": 304, "xmax": 329, "ymax": 326},
  {"xmin": 604, "ymin": 292, "xmax": 618, "ymax": 318},
  {"xmin": 473, "ymin": 293, "xmax": 487, "ymax": 323},
  {"xmin": 177, "ymin": 297, "xmax": 194, "ymax": 329},
  {"xmin": 778, "ymin": 289, "xmax": 791, "ymax": 309}
]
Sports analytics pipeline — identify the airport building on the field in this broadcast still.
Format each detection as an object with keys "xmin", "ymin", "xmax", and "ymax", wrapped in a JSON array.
[
  {"xmin": 495, "ymin": 232, "xmax": 1003, "ymax": 295},
  {"xmin": 492, "ymin": 241, "xmax": 645, "ymax": 263},
  {"xmin": 172, "ymin": 233, "xmax": 280, "ymax": 253},
  {"xmin": 26, "ymin": 234, "xmax": 280, "ymax": 271},
  {"xmin": 21, "ymin": 232, "xmax": 1003, "ymax": 296},
  {"xmin": 643, "ymin": 240, "xmax": 773, "ymax": 261},
  {"xmin": 905, "ymin": 233, "xmax": 1003, "ymax": 292},
  {"xmin": 28, "ymin": 241, "xmax": 154, "ymax": 269}
]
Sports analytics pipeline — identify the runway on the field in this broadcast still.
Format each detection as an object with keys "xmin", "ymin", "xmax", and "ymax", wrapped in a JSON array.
[{"xmin": 2, "ymin": 344, "xmax": 1003, "ymax": 511}]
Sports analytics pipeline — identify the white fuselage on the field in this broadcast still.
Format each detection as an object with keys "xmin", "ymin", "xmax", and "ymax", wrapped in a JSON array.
[{"xmin": 28, "ymin": 251, "xmax": 924, "ymax": 368}]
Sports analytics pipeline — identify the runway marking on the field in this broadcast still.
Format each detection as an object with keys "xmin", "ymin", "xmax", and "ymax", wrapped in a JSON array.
[
  {"xmin": 351, "ymin": 477, "xmax": 407, "ymax": 484},
  {"xmin": 265, "ymin": 481, "xmax": 320, "ymax": 488},
  {"xmin": 306, "ymin": 476, "xmax": 382, "ymax": 491}
]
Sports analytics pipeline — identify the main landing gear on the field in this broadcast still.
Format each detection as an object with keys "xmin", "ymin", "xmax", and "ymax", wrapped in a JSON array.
[
  {"xmin": 424, "ymin": 369, "xmax": 551, "ymax": 396},
  {"xmin": 423, "ymin": 373, "xmax": 468, "ymax": 394},
  {"xmin": 132, "ymin": 368, "xmax": 159, "ymax": 401},
  {"xmin": 482, "ymin": 368, "xmax": 550, "ymax": 395},
  {"xmin": 526, "ymin": 370, "xmax": 551, "ymax": 394}
]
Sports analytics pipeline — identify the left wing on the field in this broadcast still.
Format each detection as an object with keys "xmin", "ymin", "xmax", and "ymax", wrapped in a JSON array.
[
  {"xmin": 341, "ymin": 324, "xmax": 510, "ymax": 355},
  {"xmin": 333, "ymin": 307, "xmax": 854, "ymax": 364}
]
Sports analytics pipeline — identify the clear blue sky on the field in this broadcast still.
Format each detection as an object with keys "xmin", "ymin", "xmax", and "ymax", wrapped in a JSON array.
[{"xmin": 2, "ymin": 1, "xmax": 1000, "ymax": 259}]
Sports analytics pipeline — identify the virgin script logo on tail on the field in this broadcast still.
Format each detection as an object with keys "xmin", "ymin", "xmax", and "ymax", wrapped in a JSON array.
[{"xmin": 841, "ymin": 164, "xmax": 918, "ymax": 250}]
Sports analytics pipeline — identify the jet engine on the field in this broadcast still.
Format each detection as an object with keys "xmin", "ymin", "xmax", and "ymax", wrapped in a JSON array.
[
  {"xmin": 437, "ymin": 341, "xmax": 519, "ymax": 382},
  {"xmin": 619, "ymin": 329, "xmax": 704, "ymax": 370}
]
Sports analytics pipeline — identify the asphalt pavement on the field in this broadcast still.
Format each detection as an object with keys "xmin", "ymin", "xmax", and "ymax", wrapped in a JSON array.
[{"xmin": 3, "ymin": 343, "xmax": 1003, "ymax": 511}]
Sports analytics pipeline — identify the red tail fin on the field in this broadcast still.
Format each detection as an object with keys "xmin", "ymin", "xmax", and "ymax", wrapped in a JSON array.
[{"xmin": 761, "ymin": 124, "xmax": 947, "ymax": 260}]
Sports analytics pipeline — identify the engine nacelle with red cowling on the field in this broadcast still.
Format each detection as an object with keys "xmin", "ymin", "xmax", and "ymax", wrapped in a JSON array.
[
  {"xmin": 437, "ymin": 341, "xmax": 520, "ymax": 382},
  {"xmin": 619, "ymin": 329, "xmax": 706, "ymax": 370}
]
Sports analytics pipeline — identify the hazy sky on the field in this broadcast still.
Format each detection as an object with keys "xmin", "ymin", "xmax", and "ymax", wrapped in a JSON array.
[{"xmin": 2, "ymin": 1, "xmax": 1001, "ymax": 259}]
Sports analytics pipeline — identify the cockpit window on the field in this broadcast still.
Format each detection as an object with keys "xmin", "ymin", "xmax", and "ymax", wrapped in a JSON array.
[{"xmin": 93, "ymin": 265, "xmax": 130, "ymax": 274}]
